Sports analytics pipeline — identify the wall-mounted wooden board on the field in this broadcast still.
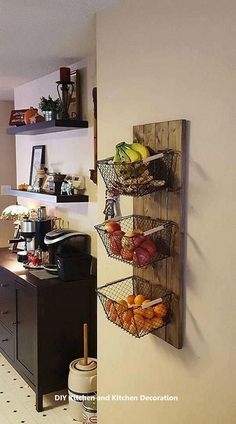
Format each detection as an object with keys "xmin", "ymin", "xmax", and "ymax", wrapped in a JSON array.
[{"xmin": 133, "ymin": 120, "xmax": 186, "ymax": 349}]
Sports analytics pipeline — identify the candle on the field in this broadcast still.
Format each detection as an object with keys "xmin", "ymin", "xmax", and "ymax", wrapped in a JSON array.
[{"xmin": 60, "ymin": 67, "xmax": 71, "ymax": 82}]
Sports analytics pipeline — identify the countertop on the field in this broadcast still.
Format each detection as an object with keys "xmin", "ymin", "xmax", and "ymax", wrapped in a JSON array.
[{"xmin": 0, "ymin": 248, "xmax": 75, "ymax": 289}]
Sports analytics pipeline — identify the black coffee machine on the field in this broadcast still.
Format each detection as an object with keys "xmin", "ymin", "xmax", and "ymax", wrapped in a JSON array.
[
  {"xmin": 9, "ymin": 218, "xmax": 52, "ymax": 253},
  {"xmin": 44, "ymin": 229, "xmax": 92, "ymax": 281}
]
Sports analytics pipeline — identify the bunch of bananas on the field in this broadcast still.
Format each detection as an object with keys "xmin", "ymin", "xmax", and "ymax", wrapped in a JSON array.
[{"xmin": 113, "ymin": 142, "xmax": 150, "ymax": 163}]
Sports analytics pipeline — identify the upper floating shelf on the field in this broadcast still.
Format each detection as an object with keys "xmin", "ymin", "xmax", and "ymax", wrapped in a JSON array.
[
  {"xmin": 5, "ymin": 189, "xmax": 89, "ymax": 204},
  {"xmin": 6, "ymin": 119, "xmax": 88, "ymax": 136}
]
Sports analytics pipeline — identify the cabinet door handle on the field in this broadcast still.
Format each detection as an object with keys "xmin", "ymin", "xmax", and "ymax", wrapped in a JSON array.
[
  {"xmin": 0, "ymin": 283, "xmax": 8, "ymax": 288},
  {"xmin": 2, "ymin": 338, "xmax": 8, "ymax": 342},
  {"xmin": 1, "ymin": 311, "xmax": 8, "ymax": 315},
  {"xmin": 12, "ymin": 321, "xmax": 18, "ymax": 325}
]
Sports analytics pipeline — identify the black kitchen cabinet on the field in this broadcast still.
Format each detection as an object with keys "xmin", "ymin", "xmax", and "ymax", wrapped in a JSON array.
[{"xmin": 0, "ymin": 249, "xmax": 97, "ymax": 412}]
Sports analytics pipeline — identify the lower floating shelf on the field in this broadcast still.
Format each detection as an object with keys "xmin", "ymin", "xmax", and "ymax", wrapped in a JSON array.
[{"xmin": 4, "ymin": 189, "xmax": 89, "ymax": 204}]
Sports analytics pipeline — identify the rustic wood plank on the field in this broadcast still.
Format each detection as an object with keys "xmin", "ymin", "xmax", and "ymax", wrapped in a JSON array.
[{"xmin": 133, "ymin": 119, "xmax": 186, "ymax": 349}]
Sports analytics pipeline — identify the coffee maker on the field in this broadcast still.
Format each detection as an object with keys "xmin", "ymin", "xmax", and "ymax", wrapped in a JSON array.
[
  {"xmin": 44, "ymin": 229, "xmax": 92, "ymax": 280},
  {"xmin": 9, "ymin": 218, "xmax": 52, "ymax": 254}
]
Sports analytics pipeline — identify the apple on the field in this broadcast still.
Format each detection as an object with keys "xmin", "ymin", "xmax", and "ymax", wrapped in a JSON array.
[
  {"xmin": 120, "ymin": 248, "xmax": 134, "ymax": 261},
  {"xmin": 109, "ymin": 230, "xmax": 124, "ymax": 255},
  {"xmin": 140, "ymin": 239, "xmax": 157, "ymax": 258},
  {"xmin": 104, "ymin": 221, "xmax": 121, "ymax": 233},
  {"xmin": 133, "ymin": 247, "xmax": 151, "ymax": 267}
]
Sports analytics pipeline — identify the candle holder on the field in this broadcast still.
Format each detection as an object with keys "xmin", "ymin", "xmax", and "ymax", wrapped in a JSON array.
[{"xmin": 56, "ymin": 81, "xmax": 74, "ymax": 120}]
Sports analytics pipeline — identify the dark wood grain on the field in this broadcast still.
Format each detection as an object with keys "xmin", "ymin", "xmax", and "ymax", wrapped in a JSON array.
[
  {"xmin": 133, "ymin": 120, "xmax": 186, "ymax": 349},
  {"xmin": 0, "ymin": 248, "xmax": 97, "ymax": 411}
]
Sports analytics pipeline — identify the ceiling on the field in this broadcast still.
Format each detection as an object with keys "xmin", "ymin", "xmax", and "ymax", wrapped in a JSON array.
[{"xmin": 0, "ymin": 0, "xmax": 117, "ymax": 100}]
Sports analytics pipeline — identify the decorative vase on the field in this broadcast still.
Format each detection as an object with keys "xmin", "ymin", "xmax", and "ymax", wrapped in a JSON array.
[{"xmin": 44, "ymin": 110, "xmax": 56, "ymax": 121}]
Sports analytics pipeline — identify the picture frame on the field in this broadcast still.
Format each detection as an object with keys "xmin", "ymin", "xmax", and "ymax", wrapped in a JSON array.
[
  {"xmin": 9, "ymin": 109, "xmax": 27, "ymax": 126},
  {"xmin": 69, "ymin": 69, "xmax": 81, "ymax": 119},
  {"xmin": 29, "ymin": 145, "xmax": 45, "ymax": 185}
]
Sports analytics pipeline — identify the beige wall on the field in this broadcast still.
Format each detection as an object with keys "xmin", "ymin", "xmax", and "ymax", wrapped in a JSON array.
[
  {"xmin": 96, "ymin": 1, "xmax": 236, "ymax": 423},
  {"xmin": 0, "ymin": 101, "xmax": 16, "ymax": 247},
  {"xmin": 14, "ymin": 57, "xmax": 98, "ymax": 257}
]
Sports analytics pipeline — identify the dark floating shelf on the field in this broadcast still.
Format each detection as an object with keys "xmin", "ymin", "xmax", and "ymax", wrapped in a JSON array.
[
  {"xmin": 5, "ymin": 189, "xmax": 89, "ymax": 204},
  {"xmin": 6, "ymin": 119, "xmax": 88, "ymax": 136}
]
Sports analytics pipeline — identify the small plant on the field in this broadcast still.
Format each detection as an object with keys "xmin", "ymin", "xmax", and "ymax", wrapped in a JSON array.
[{"xmin": 38, "ymin": 96, "xmax": 60, "ymax": 112}]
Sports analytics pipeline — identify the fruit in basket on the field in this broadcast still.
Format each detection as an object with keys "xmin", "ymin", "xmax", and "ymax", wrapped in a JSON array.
[
  {"xmin": 104, "ymin": 221, "xmax": 121, "ymax": 233},
  {"xmin": 109, "ymin": 304, "xmax": 118, "ymax": 322},
  {"xmin": 122, "ymin": 310, "xmax": 133, "ymax": 325},
  {"xmin": 153, "ymin": 303, "xmax": 168, "ymax": 318},
  {"xmin": 129, "ymin": 143, "xmax": 150, "ymax": 159},
  {"xmin": 127, "ymin": 294, "xmax": 136, "ymax": 305},
  {"xmin": 120, "ymin": 144, "xmax": 142, "ymax": 162},
  {"xmin": 121, "ymin": 231, "xmax": 146, "ymax": 251},
  {"xmin": 118, "ymin": 299, "xmax": 128, "ymax": 308},
  {"xmin": 115, "ymin": 142, "xmax": 150, "ymax": 162},
  {"xmin": 110, "ymin": 237, "xmax": 122, "ymax": 255},
  {"xmin": 105, "ymin": 299, "xmax": 113, "ymax": 313},
  {"xmin": 151, "ymin": 316, "xmax": 165, "ymax": 329},
  {"xmin": 133, "ymin": 315, "xmax": 145, "ymax": 332},
  {"xmin": 133, "ymin": 247, "xmax": 151, "ymax": 267},
  {"xmin": 109, "ymin": 230, "xmax": 125, "ymax": 255},
  {"xmin": 140, "ymin": 239, "xmax": 157, "ymax": 258},
  {"xmin": 134, "ymin": 294, "xmax": 146, "ymax": 306},
  {"xmin": 129, "ymin": 320, "xmax": 138, "ymax": 336},
  {"xmin": 142, "ymin": 318, "xmax": 153, "ymax": 332},
  {"xmin": 143, "ymin": 307, "xmax": 154, "ymax": 320},
  {"xmin": 113, "ymin": 147, "xmax": 121, "ymax": 163},
  {"xmin": 120, "ymin": 248, "xmax": 133, "ymax": 261},
  {"xmin": 133, "ymin": 308, "xmax": 145, "ymax": 317},
  {"xmin": 117, "ymin": 145, "xmax": 131, "ymax": 163}
]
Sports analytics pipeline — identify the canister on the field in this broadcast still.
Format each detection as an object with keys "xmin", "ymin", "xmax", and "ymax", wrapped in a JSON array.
[
  {"xmin": 82, "ymin": 397, "xmax": 97, "ymax": 423},
  {"xmin": 68, "ymin": 358, "xmax": 97, "ymax": 423}
]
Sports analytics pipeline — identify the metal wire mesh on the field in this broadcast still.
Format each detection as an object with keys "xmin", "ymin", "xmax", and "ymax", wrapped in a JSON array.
[
  {"xmin": 97, "ymin": 149, "xmax": 174, "ymax": 196},
  {"xmin": 97, "ymin": 276, "xmax": 172, "ymax": 338},
  {"xmin": 95, "ymin": 215, "xmax": 175, "ymax": 268}
]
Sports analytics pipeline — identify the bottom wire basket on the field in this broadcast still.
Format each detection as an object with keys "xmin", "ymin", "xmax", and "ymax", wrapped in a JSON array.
[{"xmin": 97, "ymin": 276, "xmax": 172, "ymax": 338}]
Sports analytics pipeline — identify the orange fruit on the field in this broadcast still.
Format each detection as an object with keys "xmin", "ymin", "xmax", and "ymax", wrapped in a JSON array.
[
  {"xmin": 133, "ymin": 315, "xmax": 145, "ymax": 332},
  {"xmin": 151, "ymin": 316, "xmax": 164, "ymax": 329},
  {"xmin": 118, "ymin": 299, "xmax": 128, "ymax": 308},
  {"xmin": 142, "ymin": 299, "xmax": 151, "ymax": 305},
  {"xmin": 129, "ymin": 321, "xmax": 138, "ymax": 336},
  {"xmin": 105, "ymin": 299, "xmax": 113, "ymax": 313},
  {"xmin": 143, "ymin": 307, "xmax": 154, "ymax": 319},
  {"xmin": 153, "ymin": 303, "xmax": 168, "ymax": 318},
  {"xmin": 142, "ymin": 318, "xmax": 153, "ymax": 332},
  {"xmin": 110, "ymin": 308, "xmax": 117, "ymax": 322},
  {"xmin": 133, "ymin": 308, "xmax": 144, "ymax": 317},
  {"xmin": 134, "ymin": 294, "xmax": 146, "ymax": 306},
  {"xmin": 122, "ymin": 310, "xmax": 133, "ymax": 325},
  {"xmin": 123, "ymin": 321, "xmax": 130, "ymax": 331},
  {"xmin": 127, "ymin": 294, "xmax": 136, "ymax": 305}
]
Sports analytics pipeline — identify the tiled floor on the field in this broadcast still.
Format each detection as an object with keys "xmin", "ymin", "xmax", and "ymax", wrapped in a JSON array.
[{"xmin": 0, "ymin": 352, "xmax": 77, "ymax": 424}]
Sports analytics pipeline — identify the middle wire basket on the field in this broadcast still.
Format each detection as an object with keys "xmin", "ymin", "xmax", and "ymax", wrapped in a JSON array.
[{"xmin": 95, "ymin": 215, "xmax": 176, "ymax": 268}]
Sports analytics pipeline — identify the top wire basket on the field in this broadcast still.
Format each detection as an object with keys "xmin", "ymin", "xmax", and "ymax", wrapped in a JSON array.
[{"xmin": 97, "ymin": 149, "xmax": 174, "ymax": 197}]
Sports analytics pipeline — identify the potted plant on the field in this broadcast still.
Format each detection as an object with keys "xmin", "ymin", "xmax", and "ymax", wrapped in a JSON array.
[{"xmin": 38, "ymin": 96, "xmax": 60, "ymax": 121}]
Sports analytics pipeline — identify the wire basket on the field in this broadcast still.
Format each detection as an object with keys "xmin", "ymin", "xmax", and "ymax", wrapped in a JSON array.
[
  {"xmin": 97, "ymin": 276, "xmax": 172, "ymax": 338},
  {"xmin": 97, "ymin": 149, "xmax": 174, "ymax": 196},
  {"xmin": 95, "ymin": 215, "xmax": 175, "ymax": 268}
]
